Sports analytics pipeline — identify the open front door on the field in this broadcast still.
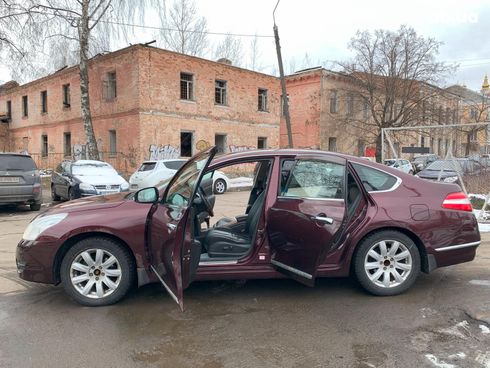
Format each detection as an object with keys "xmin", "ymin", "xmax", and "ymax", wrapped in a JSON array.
[
  {"xmin": 146, "ymin": 147, "xmax": 216, "ymax": 310},
  {"xmin": 268, "ymin": 156, "xmax": 347, "ymax": 286}
]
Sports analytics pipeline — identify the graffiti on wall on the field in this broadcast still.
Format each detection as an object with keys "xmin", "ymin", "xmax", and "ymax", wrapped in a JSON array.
[
  {"xmin": 229, "ymin": 145, "xmax": 255, "ymax": 153},
  {"xmin": 73, "ymin": 143, "xmax": 86, "ymax": 160},
  {"xmin": 149, "ymin": 144, "xmax": 180, "ymax": 160},
  {"xmin": 196, "ymin": 140, "xmax": 211, "ymax": 151}
]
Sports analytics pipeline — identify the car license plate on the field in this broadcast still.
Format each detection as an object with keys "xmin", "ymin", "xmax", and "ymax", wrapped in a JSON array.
[
  {"xmin": 131, "ymin": 184, "xmax": 138, "ymax": 189},
  {"xmin": 0, "ymin": 176, "xmax": 20, "ymax": 183}
]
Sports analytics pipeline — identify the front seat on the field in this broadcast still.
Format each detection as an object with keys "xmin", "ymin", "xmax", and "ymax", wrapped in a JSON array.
[{"xmin": 205, "ymin": 191, "xmax": 266, "ymax": 258}]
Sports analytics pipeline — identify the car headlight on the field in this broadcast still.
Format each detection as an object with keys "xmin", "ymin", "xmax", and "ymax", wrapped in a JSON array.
[
  {"xmin": 22, "ymin": 213, "xmax": 68, "ymax": 241},
  {"xmin": 79, "ymin": 182, "xmax": 96, "ymax": 191},
  {"xmin": 120, "ymin": 182, "xmax": 129, "ymax": 191},
  {"xmin": 443, "ymin": 176, "xmax": 458, "ymax": 183}
]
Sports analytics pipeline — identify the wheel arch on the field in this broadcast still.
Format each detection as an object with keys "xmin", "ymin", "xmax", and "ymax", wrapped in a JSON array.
[
  {"xmin": 350, "ymin": 226, "xmax": 429, "ymax": 274},
  {"xmin": 53, "ymin": 231, "xmax": 137, "ymax": 285}
]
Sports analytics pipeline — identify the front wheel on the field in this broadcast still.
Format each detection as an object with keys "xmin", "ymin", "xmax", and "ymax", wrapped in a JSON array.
[
  {"xmin": 214, "ymin": 179, "xmax": 227, "ymax": 194},
  {"xmin": 60, "ymin": 237, "xmax": 135, "ymax": 306},
  {"xmin": 353, "ymin": 231, "xmax": 420, "ymax": 296}
]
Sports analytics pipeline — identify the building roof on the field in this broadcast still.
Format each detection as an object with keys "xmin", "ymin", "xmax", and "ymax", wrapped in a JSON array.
[{"xmin": 446, "ymin": 84, "xmax": 485, "ymax": 103}]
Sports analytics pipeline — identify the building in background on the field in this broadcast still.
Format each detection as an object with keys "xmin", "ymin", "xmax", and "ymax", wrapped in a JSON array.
[{"xmin": 0, "ymin": 44, "xmax": 280, "ymax": 174}]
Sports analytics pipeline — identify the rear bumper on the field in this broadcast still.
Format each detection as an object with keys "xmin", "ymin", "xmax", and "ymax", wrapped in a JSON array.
[
  {"xmin": 0, "ymin": 184, "xmax": 42, "ymax": 204},
  {"xmin": 430, "ymin": 241, "xmax": 479, "ymax": 270}
]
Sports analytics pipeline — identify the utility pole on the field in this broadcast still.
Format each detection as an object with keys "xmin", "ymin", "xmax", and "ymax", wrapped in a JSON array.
[{"xmin": 273, "ymin": 0, "xmax": 293, "ymax": 148}]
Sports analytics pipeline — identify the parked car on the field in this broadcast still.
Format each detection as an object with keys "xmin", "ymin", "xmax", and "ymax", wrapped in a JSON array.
[
  {"xmin": 51, "ymin": 160, "xmax": 129, "ymax": 201},
  {"xmin": 129, "ymin": 159, "xmax": 231, "ymax": 194},
  {"xmin": 412, "ymin": 154, "xmax": 439, "ymax": 173},
  {"xmin": 0, "ymin": 153, "xmax": 42, "ymax": 211},
  {"xmin": 18, "ymin": 148, "xmax": 480, "ymax": 308},
  {"xmin": 416, "ymin": 158, "xmax": 485, "ymax": 185},
  {"xmin": 383, "ymin": 158, "xmax": 414, "ymax": 174}
]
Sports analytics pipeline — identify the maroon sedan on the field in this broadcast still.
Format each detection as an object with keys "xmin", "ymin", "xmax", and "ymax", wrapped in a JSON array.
[{"xmin": 16, "ymin": 148, "xmax": 480, "ymax": 308}]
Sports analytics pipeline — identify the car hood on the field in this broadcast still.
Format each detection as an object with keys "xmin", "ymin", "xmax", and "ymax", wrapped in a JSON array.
[
  {"xmin": 417, "ymin": 169, "xmax": 458, "ymax": 179},
  {"xmin": 74, "ymin": 174, "xmax": 127, "ymax": 186},
  {"xmin": 45, "ymin": 192, "xmax": 130, "ymax": 214}
]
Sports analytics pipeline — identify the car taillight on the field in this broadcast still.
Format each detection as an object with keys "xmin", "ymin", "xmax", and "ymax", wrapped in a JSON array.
[{"xmin": 442, "ymin": 192, "xmax": 473, "ymax": 212}]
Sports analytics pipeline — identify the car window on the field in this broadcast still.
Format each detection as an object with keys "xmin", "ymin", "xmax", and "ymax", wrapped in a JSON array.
[
  {"xmin": 352, "ymin": 163, "xmax": 398, "ymax": 192},
  {"xmin": 138, "ymin": 162, "xmax": 156, "ymax": 172},
  {"xmin": 0, "ymin": 155, "xmax": 37, "ymax": 171},
  {"xmin": 164, "ymin": 160, "xmax": 186, "ymax": 170},
  {"xmin": 282, "ymin": 160, "xmax": 345, "ymax": 199}
]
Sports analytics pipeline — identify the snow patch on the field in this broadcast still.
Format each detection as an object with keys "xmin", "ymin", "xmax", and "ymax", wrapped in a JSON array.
[
  {"xmin": 425, "ymin": 354, "xmax": 456, "ymax": 368},
  {"xmin": 475, "ymin": 351, "xmax": 490, "ymax": 368},
  {"xmin": 448, "ymin": 352, "xmax": 466, "ymax": 359},
  {"xmin": 469, "ymin": 280, "xmax": 490, "ymax": 287},
  {"xmin": 228, "ymin": 177, "xmax": 253, "ymax": 188},
  {"xmin": 436, "ymin": 320, "xmax": 470, "ymax": 339},
  {"xmin": 480, "ymin": 325, "xmax": 490, "ymax": 334}
]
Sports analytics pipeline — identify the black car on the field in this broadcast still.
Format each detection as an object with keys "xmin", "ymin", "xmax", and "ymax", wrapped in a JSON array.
[
  {"xmin": 51, "ymin": 160, "xmax": 130, "ymax": 201},
  {"xmin": 416, "ymin": 158, "xmax": 484, "ymax": 185},
  {"xmin": 0, "ymin": 153, "xmax": 42, "ymax": 210},
  {"xmin": 411, "ymin": 154, "xmax": 439, "ymax": 173}
]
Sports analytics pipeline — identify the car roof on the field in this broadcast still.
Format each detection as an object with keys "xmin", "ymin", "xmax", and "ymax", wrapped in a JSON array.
[
  {"xmin": 0, "ymin": 152, "xmax": 33, "ymax": 158},
  {"xmin": 72, "ymin": 160, "xmax": 111, "ymax": 165},
  {"xmin": 142, "ymin": 159, "xmax": 187, "ymax": 163}
]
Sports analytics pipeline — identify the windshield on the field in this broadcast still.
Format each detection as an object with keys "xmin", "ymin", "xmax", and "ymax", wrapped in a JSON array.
[
  {"xmin": 72, "ymin": 163, "xmax": 118, "ymax": 176},
  {"xmin": 425, "ymin": 160, "xmax": 464, "ymax": 172},
  {"xmin": 138, "ymin": 162, "xmax": 156, "ymax": 172},
  {"xmin": 0, "ymin": 155, "xmax": 37, "ymax": 171},
  {"xmin": 164, "ymin": 152, "xmax": 212, "ymax": 208}
]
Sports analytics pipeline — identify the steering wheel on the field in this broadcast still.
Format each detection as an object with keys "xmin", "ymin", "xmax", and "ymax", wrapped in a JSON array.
[{"xmin": 198, "ymin": 187, "xmax": 214, "ymax": 217}]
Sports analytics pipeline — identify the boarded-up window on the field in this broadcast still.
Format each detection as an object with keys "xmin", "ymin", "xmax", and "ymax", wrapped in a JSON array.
[{"xmin": 180, "ymin": 73, "xmax": 194, "ymax": 100}]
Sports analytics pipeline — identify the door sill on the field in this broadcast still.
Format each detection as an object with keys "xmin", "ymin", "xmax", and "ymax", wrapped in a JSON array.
[{"xmin": 270, "ymin": 259, "xmax": 313, "ymax": 279}]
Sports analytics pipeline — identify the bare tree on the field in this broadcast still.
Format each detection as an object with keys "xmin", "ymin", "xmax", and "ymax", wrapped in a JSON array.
[
  {"xmin": 213, "ymin": 33, "xmax": 243, "ymax": 66},
  {"xmin": 0, "ymin": 0, "xmax": 164, "ymax": 160},
  {"xmin": 335, "ymin": 26, "xmax": 453, "ymax": 161},
  {"xmin": 248, "ymin": 34, "xmax": 263, "ymax": 71},
  {"xmin": 160, "ymin": 0, "xmax": 208, "ymax": 56}
]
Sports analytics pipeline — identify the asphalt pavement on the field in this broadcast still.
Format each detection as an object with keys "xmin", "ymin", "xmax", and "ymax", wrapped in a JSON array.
[{"xmin": 1, "ymin": 192, "xmax": 490, "ymax": 368}]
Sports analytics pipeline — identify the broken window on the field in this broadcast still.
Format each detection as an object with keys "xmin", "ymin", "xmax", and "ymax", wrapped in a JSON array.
[
  {"xmin": 41, "ymin": 135, "xmax": 48, "ymax": 157},
  {"xmin": 62, "ymin": 84, "xmax": 71, "ymax": 107},
  {"xmin": 330, "ymin": 90, "xmax": 337, "ymax": 113},
  {"xmin": 180, "ymin": 132, "xmax": 193, "ymax": 157},
  {"xmin": 109, "ymin": 130, "xmax": 117, "ymax": 155},
  {"xmin": 180, "ymin": 73, "xmax": 194, "ymax": 100},
  {"xmin": 22, "ymin": 96, "xmax": 28, "ymax": 117},
  {"xmin": 215, "ymin": 134, "xmax": 227, "ymax": 154},
  {"xmin": 104, "ymin": 72, "xmax": 117, "ymax": 101},
  {"xmin": 215, "ymin": 80, "xmax": 227, "ymax": 105},
  {"xmin": 258, "ymin": 88, "xmax": 268, "ymax": 111},
  {"xmin": 41, "ymin": 90, "xmax": 48, "ymax": 113},
  {"xmin": 64, "ymin": 132, "xmax": 72, "ymax": 157}
]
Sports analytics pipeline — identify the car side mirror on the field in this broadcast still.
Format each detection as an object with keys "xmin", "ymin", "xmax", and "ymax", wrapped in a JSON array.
[{"xmin": 134, "ymin": 187, "xmax": 159, "ymax": 204}]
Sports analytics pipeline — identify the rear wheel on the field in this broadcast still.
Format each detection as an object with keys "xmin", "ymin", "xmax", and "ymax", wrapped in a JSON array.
[
  {"xmin": 60, "ymin": 237, "xmax": 135, "ymax": 306},
  {"xmin": 30, "ymin": 202, "xmax": 41, "ymax": 211},
  {"xmin": 214, "ymin": 179, "xmax": 227, "ymax": 194},
  {"xmin": 354, "ymin": 230, "xmax": 420, "ymax": 296},
  {"xmin": 68, "ymin": 188, "xmax": 76, "ymax": 201}
]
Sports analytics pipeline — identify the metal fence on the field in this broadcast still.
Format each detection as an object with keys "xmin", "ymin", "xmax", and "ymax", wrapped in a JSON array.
[{"xmin": 382, "ymin": 122, "xmax": 490, "ymax": 221}]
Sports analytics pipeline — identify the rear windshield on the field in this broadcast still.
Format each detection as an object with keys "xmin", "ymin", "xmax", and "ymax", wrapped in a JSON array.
[
  {"xmin": 138, "ymin": 162, "xmax": 156, "ymax": 172},
  {"xmin": 352, "ymin": 163, "xmax": 398, "ymax": 192},
  {"xmin": 0, "ymin": 155, "xmax": 37, "ymax": 171},
  {"xmin": 164, "ymin": 160, "xmax": 186, "ymax": 170}
]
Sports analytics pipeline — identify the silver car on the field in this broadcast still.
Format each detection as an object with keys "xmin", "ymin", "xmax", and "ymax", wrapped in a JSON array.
[{"xmin": 0, "ymin": 153, "xmax": 42, "ymax": 211}]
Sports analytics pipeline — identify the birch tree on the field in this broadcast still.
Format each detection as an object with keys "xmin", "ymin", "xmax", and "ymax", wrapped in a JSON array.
[
  {"xmin": 213, "ymin": 33, "xmax": 243, "ymax": 66},
  {"xmin": 0, "ymin": 0, "xmax": 164, "ymax": 160}
]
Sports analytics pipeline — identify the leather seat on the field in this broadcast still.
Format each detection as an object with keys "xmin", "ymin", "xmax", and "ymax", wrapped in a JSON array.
[{"xmin": 205, "ymin": 191, "xmax": 266, "ymax": 258}]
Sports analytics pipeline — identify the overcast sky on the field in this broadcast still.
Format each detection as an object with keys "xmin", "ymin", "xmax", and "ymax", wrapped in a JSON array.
[{"xmin": 1, "ymin": 0, "xmax": 490, "ymax": 91}]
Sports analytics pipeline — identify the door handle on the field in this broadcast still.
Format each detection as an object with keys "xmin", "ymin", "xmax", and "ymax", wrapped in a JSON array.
[
  {"xmin": 167, "ymin": 223, "xmax": 177, "ymax": 231},
  {"xmin": 314, "ymin": 216, "xmax": 334, "ymax": 224}
]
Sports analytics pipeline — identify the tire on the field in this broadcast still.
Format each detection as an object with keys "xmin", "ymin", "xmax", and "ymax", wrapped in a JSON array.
[
  {"xmin": 60, "ymin": 237, "xmax": 135, "ymax": 306},
  {"xmin": 51, "ymin": 185, "xmax": 60, "ymax": 201},
  {"xmin": 30, "ymin": 202, "xmax": 41, "ymax": 211},
  {"xmin": 353, "ymin": 230, "xmax": 420, "ymax": 296},
  {"xmin": 214, "ymin": 179, "xmax": 227, "ymax": 194},
  {"xmin": 68, "ymin": 187, "xmax": 76, "ymax": 201}
]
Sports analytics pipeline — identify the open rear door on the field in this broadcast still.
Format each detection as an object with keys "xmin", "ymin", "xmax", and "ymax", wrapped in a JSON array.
[
  {"xmin": 268, "ymin": 155, "xmax": 347, "ymax": 286},
  {"xmin": 146, "ymin": 147, "xmax": 216, "ymax": 310}
]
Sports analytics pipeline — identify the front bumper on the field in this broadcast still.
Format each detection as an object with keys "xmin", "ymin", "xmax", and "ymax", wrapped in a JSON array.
[{"xmin": 16, "ymin": 239, "xmax": 57, "ymax": 284}]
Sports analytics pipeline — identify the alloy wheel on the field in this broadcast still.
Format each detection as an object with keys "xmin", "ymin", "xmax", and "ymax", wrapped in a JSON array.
[
  {"xmin": 363, "ymin": 240, "xmax": 412, "ymax": 288},
  {"xmin": 69, "ymin": 248, "xmax": 122, "ymax": 299},
  {"xmin": 214, "ymin": 179, "xmax": 226, "ymax": 194}
]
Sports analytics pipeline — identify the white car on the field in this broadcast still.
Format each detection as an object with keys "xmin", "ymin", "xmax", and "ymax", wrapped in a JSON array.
[
  {"xmin": 129, "ymin": 159, "xmax": 230, "ymax": 194},
  {"xmin": 383, "ymin": 158, "xmax": 414, "ymax": 174}
]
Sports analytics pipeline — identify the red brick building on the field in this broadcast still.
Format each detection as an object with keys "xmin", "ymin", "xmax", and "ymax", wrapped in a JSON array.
[{"xmin": 0, "ymin": 44, "xmax": 280, "ymax": 174}]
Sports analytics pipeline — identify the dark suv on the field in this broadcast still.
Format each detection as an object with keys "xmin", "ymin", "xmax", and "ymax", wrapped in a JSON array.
[{"xmin": 0, "ymin": 153, "xmax": 42, "ymax": 211}]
